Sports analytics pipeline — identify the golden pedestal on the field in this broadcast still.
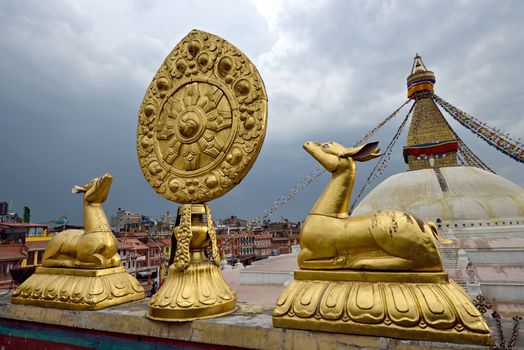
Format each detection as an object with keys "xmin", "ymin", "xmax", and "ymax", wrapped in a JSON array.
[
  {"xmin": 12, "ymin": 266, "xmax": 145, "ymax": 310},
  {"xmin": 147, "ymin": 204, "xmax": 236, "ymax": 321},
  {"xmin": 273, "ymin": 270, "xmax": 492, "ymax": 346},
  {"xmin": 147, "ymin": 253, "xmax": 236, "ymax": 321},
  {"xmin": 137, "ymin": 30, "xmax": 265, "ymax": 321}
]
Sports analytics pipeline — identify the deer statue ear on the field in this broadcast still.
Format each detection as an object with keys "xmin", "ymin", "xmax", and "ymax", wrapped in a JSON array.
[
  {"xmin": 354, "ymin": 148, "xmax": 382, "ymax": 161},
  {"xmin": 340, "ymin": 142, "xmax": 381, "ymax": 161},
  {"xmin": 72, "ymin": 185, "xmax": 86, "ymax": 193}
]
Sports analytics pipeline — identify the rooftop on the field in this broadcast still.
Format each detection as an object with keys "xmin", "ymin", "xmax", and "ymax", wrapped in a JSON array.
[
  {"xmin": 0, "ymin": 244, "xmax": 27, "ymax": 261},
  {"xmin": 0, "ymin": 222, "xmax": 47, "ymax": 228},
  {"xmin": 25, "ymin": 240, "xmax": 49, "ymax": 251},
  {"xmin": 117, "ymin": 238, "xmax": 149, "ymax": 251}
]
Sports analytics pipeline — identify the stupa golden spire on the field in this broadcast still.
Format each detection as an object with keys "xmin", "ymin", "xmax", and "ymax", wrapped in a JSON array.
[{"xmin": 404, "ymin": 54, "xmax": 458, "ymax": 170}]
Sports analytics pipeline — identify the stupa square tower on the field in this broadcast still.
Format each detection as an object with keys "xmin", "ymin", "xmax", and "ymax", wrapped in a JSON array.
[{"xmin": 404, "ymin": 54, "xmax": 458, "ymax": 170}]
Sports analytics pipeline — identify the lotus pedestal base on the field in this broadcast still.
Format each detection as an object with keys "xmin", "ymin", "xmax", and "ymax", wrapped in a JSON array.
[
  {"xmin": 273, "ymin": 270, "xmax": 492, "ymax": 346},
  {"xmin": 11, "ymin": 266, "xmax": 144, "ymax": 310},
  {"xmin": 147, "ymin": 260, "xmax": 236, "ymax": 322}
]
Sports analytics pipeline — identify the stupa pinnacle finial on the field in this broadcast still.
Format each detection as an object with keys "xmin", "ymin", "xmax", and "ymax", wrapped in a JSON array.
[
  {"xmin": 407, "ymin": 53, "xmax": 435, "ymax": 98},
  {"xmin": 411, "ymin": 53, "xmax": 428, "ymax": 74}
]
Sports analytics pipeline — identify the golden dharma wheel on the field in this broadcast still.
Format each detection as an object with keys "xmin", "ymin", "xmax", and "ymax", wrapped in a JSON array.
[{"xmin": 137, "ymin": 30, "xmax": 268, "ymax": 203}]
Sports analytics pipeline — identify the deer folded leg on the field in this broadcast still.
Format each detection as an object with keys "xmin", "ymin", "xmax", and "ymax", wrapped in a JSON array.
[
  {"xmin": 42, "ymin": 257, "xmax": 77, "ymax": 268},
  {"xmin": 299, "ymin": 256, "xmax": 347, "ymax": 269},
  {"xmin": 42, "ymin": 243, "xmax": 61, "ymax": 263},
  {"xmin": 75, "ymin": 253, "xmax": 107, "ymax": 268},
  {"xmin": 350, "ymin": 256, "xmax": 413, "ymax": 271}
]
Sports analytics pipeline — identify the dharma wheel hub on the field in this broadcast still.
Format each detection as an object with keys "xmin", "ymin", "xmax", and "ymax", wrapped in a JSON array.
[{"xmin": 137, "ymin": 29, "xmax": 267, "ymax": 321}]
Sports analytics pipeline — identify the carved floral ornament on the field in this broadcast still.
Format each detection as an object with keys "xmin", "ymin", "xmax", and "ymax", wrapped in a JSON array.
[{"xmin": 137, "ymin": 30, "xmax": 267, "ymax": 204}]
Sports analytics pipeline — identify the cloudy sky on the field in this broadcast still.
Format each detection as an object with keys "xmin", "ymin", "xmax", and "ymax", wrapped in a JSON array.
[{"xmin": 1, "ymin": 0, "xmax": 523, "ymax": 225}]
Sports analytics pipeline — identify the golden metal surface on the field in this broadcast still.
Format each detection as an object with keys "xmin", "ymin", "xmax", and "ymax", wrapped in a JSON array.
[
  {"xmin": 12, "ymin": 266, "xmax": 144, "ymax": 310},
  {"xmin": 294, "ymin": 270, "xmax": 449, "ymax": 283},
  {"xmin": 273, "ymin": 279, "xmax": 491, "ymax": 345},
  {"xmin": 42, "ymin": 173, "xmax": 120, "ymax": 269},
  {"xmin": 147, "ymin": 204, "xmax": 236, "ymax": 321},
  {"xmin": 298, "ymin": 141, "xmax": 448, "ymax": 271},
  {"xmin": 172, "ymin": 203, "xmax": 221, "ymax": 272},
  {"xmin": 273, "ymin": 140, "xmax": 491, "ymax": 345},
  {"xmin": 139, "ymin": 30, "xmax": 266, "ymax": 321},
  {"xmin": 36, "ymin": 266, "xmax": 125, "ymax": 277},
  {"xmin": 137, "ymin": 29, "xmax": 267, "ymax": 204},
  {"xmin": 12, "ymin": 174, "xmax": 144, "ymax": 309}
]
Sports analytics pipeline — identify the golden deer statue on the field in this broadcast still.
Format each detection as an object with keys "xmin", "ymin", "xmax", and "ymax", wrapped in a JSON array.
[
  {"xmin": 42, "ymin": 173, "xmax": 121, "ymax": 269},
  {"xmin": 13, "ymin": 173, "xmax": 144, "ymax": 309},
  {"xmin": 298, "ymin": 141, "xmax": 449, "ymax": 271},
  {"xmin": 274, "ymin": 141, "xmax": 492, "ymax": 344}
]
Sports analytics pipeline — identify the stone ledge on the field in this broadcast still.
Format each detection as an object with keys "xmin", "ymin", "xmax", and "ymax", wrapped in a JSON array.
[{"xmin": 0, "ymin": 293, "xmax": 489, "ymax": 350}]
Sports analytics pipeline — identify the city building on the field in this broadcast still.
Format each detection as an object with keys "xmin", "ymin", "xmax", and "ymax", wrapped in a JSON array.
[
  {"xmin": 0, "ymin": 243, "xmax": 27, "ymax": 289},
  {"xmin": 254, "ymin": 232, "xmax": 272, "ymax": 259},
  {"xmin": 216, "ymin": 217, "xmax": 302, "ymax": 266},
  {"xmin": 0, "ymin": 222, "xmax": 48, "ymax": 288},
  {"xmin": 114, "ymin": 231, "xmax": 165, "ymax": 294},
  {"xmin": 264, "ymin": 219, "xmax": 301, "ymax": 255},
  {"xmin": 160, "ymin": 237, "xmax": 172, "ymax": 275},
  {"xmin": 111, "ymin": 208, "xmax": 178, "ymax": 237},
  {"xmin": 110, "ymin": 208, "xmax": 156, "ymax": 233}
]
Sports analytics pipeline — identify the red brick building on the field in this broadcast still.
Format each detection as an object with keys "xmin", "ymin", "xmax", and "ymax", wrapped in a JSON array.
[
  {"xmin": 115, "ymin": 232, "xmax": 165, "ymax": 294},
  {"xmin": 254, "ymin": 232, "xmax": 272, "ymax": 259},
  {"xmin": 216, "ymin": 217, "xmax": 302, "ymax": 264},
  {"xmin": 0, "ymin": 244, "xmax": 27, "ymax": 289},
  {"xmin": 265, "ymin": 220, "xmax": 301, "ymax": 255},
  {"xmin": 0, "ymin": 222, "xmax": 48, "ymax": 288}
]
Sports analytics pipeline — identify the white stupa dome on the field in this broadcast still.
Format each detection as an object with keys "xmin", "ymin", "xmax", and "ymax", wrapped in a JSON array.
[{"xmin": 353, "ymin": 166, "xmax": 524, "ymax": 226}]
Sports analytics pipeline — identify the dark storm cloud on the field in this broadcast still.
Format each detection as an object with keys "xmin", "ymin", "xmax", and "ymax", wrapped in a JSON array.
[{"xmin": 0, "ymin": 0, "xmax": 522, "ymax": 225}]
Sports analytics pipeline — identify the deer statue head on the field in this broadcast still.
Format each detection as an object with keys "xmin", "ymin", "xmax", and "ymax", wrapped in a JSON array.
[
  {"xmin": 73, "ymin": 173, "xmax": 113, "ymax": 204},
  {"xmin": 303, "ymin": 141, "xmax": 381, "ymax": 217},
  {"xmin": 303, "ymin": 141, "xmax": 381, "ymax": 174}
]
